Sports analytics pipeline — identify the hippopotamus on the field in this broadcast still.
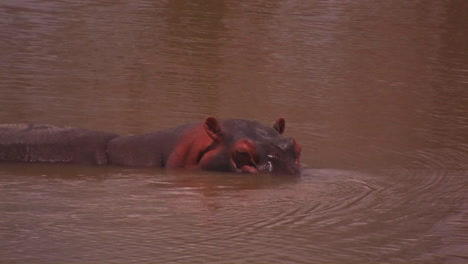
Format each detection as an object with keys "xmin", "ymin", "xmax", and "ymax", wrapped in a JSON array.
[{"xmin": 0, "ymin": 117, "xmax": 302, "ymax": 175}]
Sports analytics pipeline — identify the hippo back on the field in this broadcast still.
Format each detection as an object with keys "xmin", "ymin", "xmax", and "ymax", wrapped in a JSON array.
[
  {"xmin": 107, "ymin": 123, "xmax": 197, "ymax": 167},
  {"xmin": 0, "ymin": 124, "xmax": 118, "ymax": 165}
]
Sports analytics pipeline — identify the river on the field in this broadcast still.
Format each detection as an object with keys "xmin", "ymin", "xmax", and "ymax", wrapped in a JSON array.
[{"xmin": 0, "ymin": 0, "xmax": 467, "ymax": 263}]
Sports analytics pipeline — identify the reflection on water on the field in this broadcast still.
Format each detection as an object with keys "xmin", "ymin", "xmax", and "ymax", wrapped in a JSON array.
[
  {"xmin": 1, "ymin": 0, "xmax": 468, "ymax": 263},
  {"xmin": 1, "ymin": 166, "xmax": 466, "ymax": 263}
]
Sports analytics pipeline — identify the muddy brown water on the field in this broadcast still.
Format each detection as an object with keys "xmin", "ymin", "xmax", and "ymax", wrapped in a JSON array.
[{"xmin": 1, "ymin": 0, "xmax": 467, "ymax": 263}]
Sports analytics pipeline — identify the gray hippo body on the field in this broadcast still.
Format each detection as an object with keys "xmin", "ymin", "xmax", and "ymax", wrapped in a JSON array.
[
  {"xmin": 0, "ymin": 124, "xmax": 117, "ymax": 165},
  {"xmin": 0, "ymin": 118, "xmax": 302, "ymax": 175}
]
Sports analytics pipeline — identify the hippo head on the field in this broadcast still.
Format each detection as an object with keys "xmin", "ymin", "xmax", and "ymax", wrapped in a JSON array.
[{"xmin": 197, "ymin": 117, "xmax": 302, "ymax": 175}]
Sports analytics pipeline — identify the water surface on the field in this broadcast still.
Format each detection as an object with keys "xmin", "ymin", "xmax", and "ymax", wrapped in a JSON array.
[{"xmin": 1, "ymin": 0, "xmax": 467, "ymax": 263}]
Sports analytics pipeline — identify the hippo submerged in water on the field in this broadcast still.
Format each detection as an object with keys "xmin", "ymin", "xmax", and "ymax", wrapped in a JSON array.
[{"xmin": 0, "ymin": 117, "xmax": 302, "ymax": 175}]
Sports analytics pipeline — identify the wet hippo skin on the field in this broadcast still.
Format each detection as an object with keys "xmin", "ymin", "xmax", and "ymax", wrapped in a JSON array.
[
  {"xmin": 0, "ymin": 117, "xmax": 301, "ymax": 175},
  {"xmin": 0, "ymin": 124, "xmax": 118, "ymax": 165}
]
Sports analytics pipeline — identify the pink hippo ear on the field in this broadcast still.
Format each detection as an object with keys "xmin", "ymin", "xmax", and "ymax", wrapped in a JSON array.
[
  {"xmin": 203, "ymin": 117, "xmax": 223, "ymax": 142},
  {"xmin": 273, "ymin": 118, "xmax": 285, "ymax": 134}
]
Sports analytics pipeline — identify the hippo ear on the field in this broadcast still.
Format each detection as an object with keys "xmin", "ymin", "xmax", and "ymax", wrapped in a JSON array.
[
  {"xmin": 273, "ymin": 118, "xmax": 285, "ymax": 134},
  {"xmin": 203, "ymin": 117, "xmax": 223, "ymax": 142}
]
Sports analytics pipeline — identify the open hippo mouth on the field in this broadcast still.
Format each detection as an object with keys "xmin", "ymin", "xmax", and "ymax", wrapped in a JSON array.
[
  {"xmin": 255, "ymin": 144, "xmax": 301, "ymax": 175},
  {"xmin": 257, "ymin": 154, "xmax": 300, "ymax": 175},
  {"xmin": 233, "ymin": 152, "xmax": 301, "ymax": 175},
  {"xmin": 230, "ymin": 139, "xmax": 301, "ymax": 175},
  {"xmin": 192, "ymin": 117, "xmax": 302, "ymax": 175}
]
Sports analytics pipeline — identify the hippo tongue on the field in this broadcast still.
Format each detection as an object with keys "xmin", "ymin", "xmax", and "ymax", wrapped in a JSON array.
[{"xmin": 240, "ymin": 165, "xmax": 258, "ymax": 174}]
